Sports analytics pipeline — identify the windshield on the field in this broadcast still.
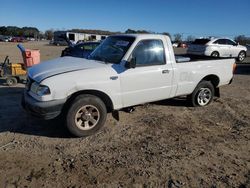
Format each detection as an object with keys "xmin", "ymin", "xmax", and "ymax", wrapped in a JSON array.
[{"xmin": 89, "ymin": 36, "xmax": 135, "ymax": 64}]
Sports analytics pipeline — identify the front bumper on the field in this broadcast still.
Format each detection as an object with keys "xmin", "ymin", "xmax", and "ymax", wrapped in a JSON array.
[{"xmin": 21, "ymin": 92, "xmax": 66, "ymax": 120}]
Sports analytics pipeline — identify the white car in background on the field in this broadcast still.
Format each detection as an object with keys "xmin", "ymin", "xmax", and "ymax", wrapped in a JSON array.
[
  {"xmin": 172, "ymin": 42, "xmax": 179, "ymax": 48},
  {"xmin": 187, "ymin": 38, "xmax": 247, "ymax": 62}
]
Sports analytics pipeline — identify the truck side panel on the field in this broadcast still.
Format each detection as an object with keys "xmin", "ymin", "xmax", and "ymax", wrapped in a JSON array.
[{"xmin": 174, "ymin": 59, "xmax": 235, "ymax": 96}]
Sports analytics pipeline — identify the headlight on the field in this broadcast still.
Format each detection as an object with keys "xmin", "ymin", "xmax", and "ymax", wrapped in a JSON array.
[{"xmin": 30, "ymin": 82, "xmax": 50, "ymax": 96}]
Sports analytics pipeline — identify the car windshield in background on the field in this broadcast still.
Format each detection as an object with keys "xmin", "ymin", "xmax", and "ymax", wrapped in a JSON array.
[
  {"xmin": 192, "ymin": 39, "xmax": 210, "ymax": 45},
  {"xmin": 75, "ymin": 42, "xmax": 100, "ymax": 51},
  {"xmin": 89, "ymin": 36, "xmax": 135, "ymax": 64}
]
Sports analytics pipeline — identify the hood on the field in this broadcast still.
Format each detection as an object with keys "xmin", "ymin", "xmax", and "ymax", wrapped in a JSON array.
[
  {"xmin": 28, "ymin": 56, "xmax": 106, "ymax": 83},
  {"xmin": 238, "ymin": 44, "xmax": 247, "ymax": 50}
]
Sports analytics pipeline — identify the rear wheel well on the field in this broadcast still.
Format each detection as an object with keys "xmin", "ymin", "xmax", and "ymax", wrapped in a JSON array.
[
  {"xmin": 200, "ymin": 75, "xmax": 220, "ymax": 97},
  {"xmin": 63, "ymin": 90, "xmax": 114, "ymax": 114},
  {"xmin": 201, "ymin": 75, "xmax": 220, "ymax": 88}
]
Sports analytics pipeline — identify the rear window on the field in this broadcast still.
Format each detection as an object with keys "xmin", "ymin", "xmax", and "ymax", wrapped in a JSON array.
[{"xmin": 192, "ymin": 39, "xmax": 210, "ymax": 45}]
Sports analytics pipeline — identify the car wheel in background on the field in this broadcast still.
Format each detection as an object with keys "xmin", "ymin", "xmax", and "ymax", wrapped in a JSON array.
[
  {"xmin": 211, "ymin": 51, "xmax": 219, "ymax": 57},
  {"xmin": 237, "ymin": 51, "xmax": 246, "ymax": 62},
  {"xmin": 6, "ymin": 77, "xmax": 18, "ymax": 86},
  {"xmin": 66, "ymin": 94, "xmax": 107, "ymax": 137},
  {"xmin": 188, "ymin": 81, "xmax": 214, "ymax": 107}
]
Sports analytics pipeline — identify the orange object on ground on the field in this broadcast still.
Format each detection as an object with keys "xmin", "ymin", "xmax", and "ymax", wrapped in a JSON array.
[
  {"xmin": 22, "ymin": 49, "xmax": 40, "ymax": 67},
  {"xmin": 10, "ymin": 63, "xmax": 26, "ymax": 75}
]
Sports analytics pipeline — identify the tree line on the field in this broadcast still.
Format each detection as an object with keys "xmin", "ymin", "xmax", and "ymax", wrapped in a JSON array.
[
  {"xmin": 1, "ymin": 26, "xmax": 249, "ymax": 45},
  {"xmin": 234, "ymin": 35, "xmax": 250, "ymax": 45},
  {"xmin": 0, "ymin": 26, "xmax": 39, "ymax": 38}
]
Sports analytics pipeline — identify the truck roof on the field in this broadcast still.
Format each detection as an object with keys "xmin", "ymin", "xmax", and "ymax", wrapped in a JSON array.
[{"xmin": 110, "ymin": 33, "xmax": 169, "ymax": 40}]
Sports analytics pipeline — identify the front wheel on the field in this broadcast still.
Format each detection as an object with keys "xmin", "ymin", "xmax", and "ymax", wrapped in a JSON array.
[
  {"xmin": 66, "ymin": 94, "xmax": 107, "ymax": 137},
  {"xmin": 237, "ymin": 51, "xmax": 246, "ymax": 62},
  {"xmin": 188, "ymin": 81, "xmax": 214, "ymax": 107}
]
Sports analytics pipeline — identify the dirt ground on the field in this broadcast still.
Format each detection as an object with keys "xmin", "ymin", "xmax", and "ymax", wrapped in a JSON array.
[{"xmin": 0, "ymin": 41, "xmax": 250, "ymax": 187}]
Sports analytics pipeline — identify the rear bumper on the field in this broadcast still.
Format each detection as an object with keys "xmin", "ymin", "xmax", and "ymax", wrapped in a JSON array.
[
  {"xmin": 187, "ymin": 49, "xmax": 212, "ymax": 56},
  {"xmin": 21, "ymin": 92, "xmax": 66, "ymax": 120}
]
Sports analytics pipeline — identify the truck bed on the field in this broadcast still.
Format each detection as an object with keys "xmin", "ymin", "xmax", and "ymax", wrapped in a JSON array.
[{"xmin": 175, "ymin": 54, "xmax": 235, "ymax": 63}]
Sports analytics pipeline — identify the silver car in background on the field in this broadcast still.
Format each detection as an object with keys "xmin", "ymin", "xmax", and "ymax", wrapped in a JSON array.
[{"xmin": 187, "ymin": 38, "xmax": 247, "ymax": 62}]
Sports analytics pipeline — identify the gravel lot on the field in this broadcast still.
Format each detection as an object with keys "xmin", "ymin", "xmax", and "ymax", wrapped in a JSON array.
[{"xmin": 0, "ymin": 41, "xmax": 249, "ymax": 187}]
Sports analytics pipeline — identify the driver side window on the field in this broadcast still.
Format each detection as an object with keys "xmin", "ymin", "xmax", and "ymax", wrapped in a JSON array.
[
  {"xmin": 131, "ymin": 40, "xmax": 165, "ymax": 66},
  {"xmin": 214, "ymin": 39, "xmax": 226, "ymax": 45}
]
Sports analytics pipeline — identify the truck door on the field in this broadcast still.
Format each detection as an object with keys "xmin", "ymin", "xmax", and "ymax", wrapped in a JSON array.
[
  {"xmin": 225, "ymin": 39, "xmax": 238, "ymax": 57},
  {"xmin": 120, "ymin": 39, "xmax": 173, "ymax": 107},
  {"xmin": 215, "ymin": 39, "xmax": 231, "ymax": 57}
]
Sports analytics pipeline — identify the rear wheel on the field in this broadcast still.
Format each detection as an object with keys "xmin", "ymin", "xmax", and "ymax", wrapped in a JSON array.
[
  {"xmin": 188, "ymin": 81, "xmax": 214, "ymax": 107},
  {"xmin": 237, "ymin": 51, "xmax": 246, "ymax": 62},
  {"xmin": 6, "ymin": 77, "xmax": 17, "ymax": 86},
  {"xmin": 211, "ymin": 51, "xmax": 219, "ymax": 57},
  {"xmin": 66, "ymin": 94, "xmax": 107, "ymax": 137}
]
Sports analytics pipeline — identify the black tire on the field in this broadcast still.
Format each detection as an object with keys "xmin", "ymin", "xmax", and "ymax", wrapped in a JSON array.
[
  {"xmin": 6, "ymin": 77, "xmax": 18, "ymax": 86},
  {"xmin": 211, "ymin": 51, "xmax": 219, "ymax": 57},
  {"xmin": 188, "ymin": 81, "xmax": 214, "ymax": 107},
  {"xmin": 237, "ymin": 51, "xmax": 246, "ymax": 62},
  {"xmin": 66, "ymin": 94, "xmax": 107, "ymax": 137}
]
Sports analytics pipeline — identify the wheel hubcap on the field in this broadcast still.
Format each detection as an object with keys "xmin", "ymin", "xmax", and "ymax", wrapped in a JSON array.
[
  {"xmin": 8, "ymin": 80, "xmax": 13, "ymax": 85},
  {"xmin": 239, "ymin": 53, "xmax": 245, "ymax": 61},
  {"xmin": 212, "ymin": 53, "xmax": 218, "ymax": 57},
  {"xmin": 197, "ymin": 88, "xmax": 212, "ymax": 106},
  {"xmin": 75, "ymin": 105, "xmax": 100, "ymax": 130}
]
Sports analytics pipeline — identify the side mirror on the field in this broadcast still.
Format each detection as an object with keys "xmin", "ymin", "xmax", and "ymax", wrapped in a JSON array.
[{"xmin": 125, "ymin": 57, "xmax": 136, "ymax": 69}]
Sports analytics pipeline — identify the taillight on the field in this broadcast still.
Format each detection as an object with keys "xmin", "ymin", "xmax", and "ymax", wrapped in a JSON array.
[{"xmin": 233, "ymin": 63, "xmax": 237, "ymax": 74}]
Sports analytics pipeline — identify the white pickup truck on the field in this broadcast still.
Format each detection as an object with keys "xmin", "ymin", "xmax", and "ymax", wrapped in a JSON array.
[{"xmin": 22, "ymin": 34, "xmax": 236, "ymax": 137}]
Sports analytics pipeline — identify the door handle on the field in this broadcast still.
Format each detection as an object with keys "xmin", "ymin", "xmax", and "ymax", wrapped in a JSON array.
[
  {"xmin": 110, "ymin": 76, "xmax": 118, "ymax": 80},
  {"xmin": 162, "ymin": 69, "xmax": 170, "ymax": 74}
]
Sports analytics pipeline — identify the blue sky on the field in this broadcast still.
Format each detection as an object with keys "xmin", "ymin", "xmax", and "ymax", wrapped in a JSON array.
[{"xmin": 0, "ymin": 0, "xmax": 250, "ymax": 38}]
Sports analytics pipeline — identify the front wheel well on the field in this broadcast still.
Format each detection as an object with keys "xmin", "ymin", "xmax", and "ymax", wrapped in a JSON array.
[
  {"xmin": 239, "ymin": 50, "xmax": 246, "ymax": 54},
  {"xmin": 63, "ymin": 90, "xmax": 114, "ymax": 114},
  {"xmin": 238, "ymin": 50, "xmax": 246, "ymax": 57},
  {"xmin": 211, "ymin": 51, "xmax": 220, "ymax": 57}
]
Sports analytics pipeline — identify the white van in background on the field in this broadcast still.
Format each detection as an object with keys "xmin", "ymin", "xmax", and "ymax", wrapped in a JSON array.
[{"xmin": 187, "ymin": 38, "xmax": 247, "ymax": 62}]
